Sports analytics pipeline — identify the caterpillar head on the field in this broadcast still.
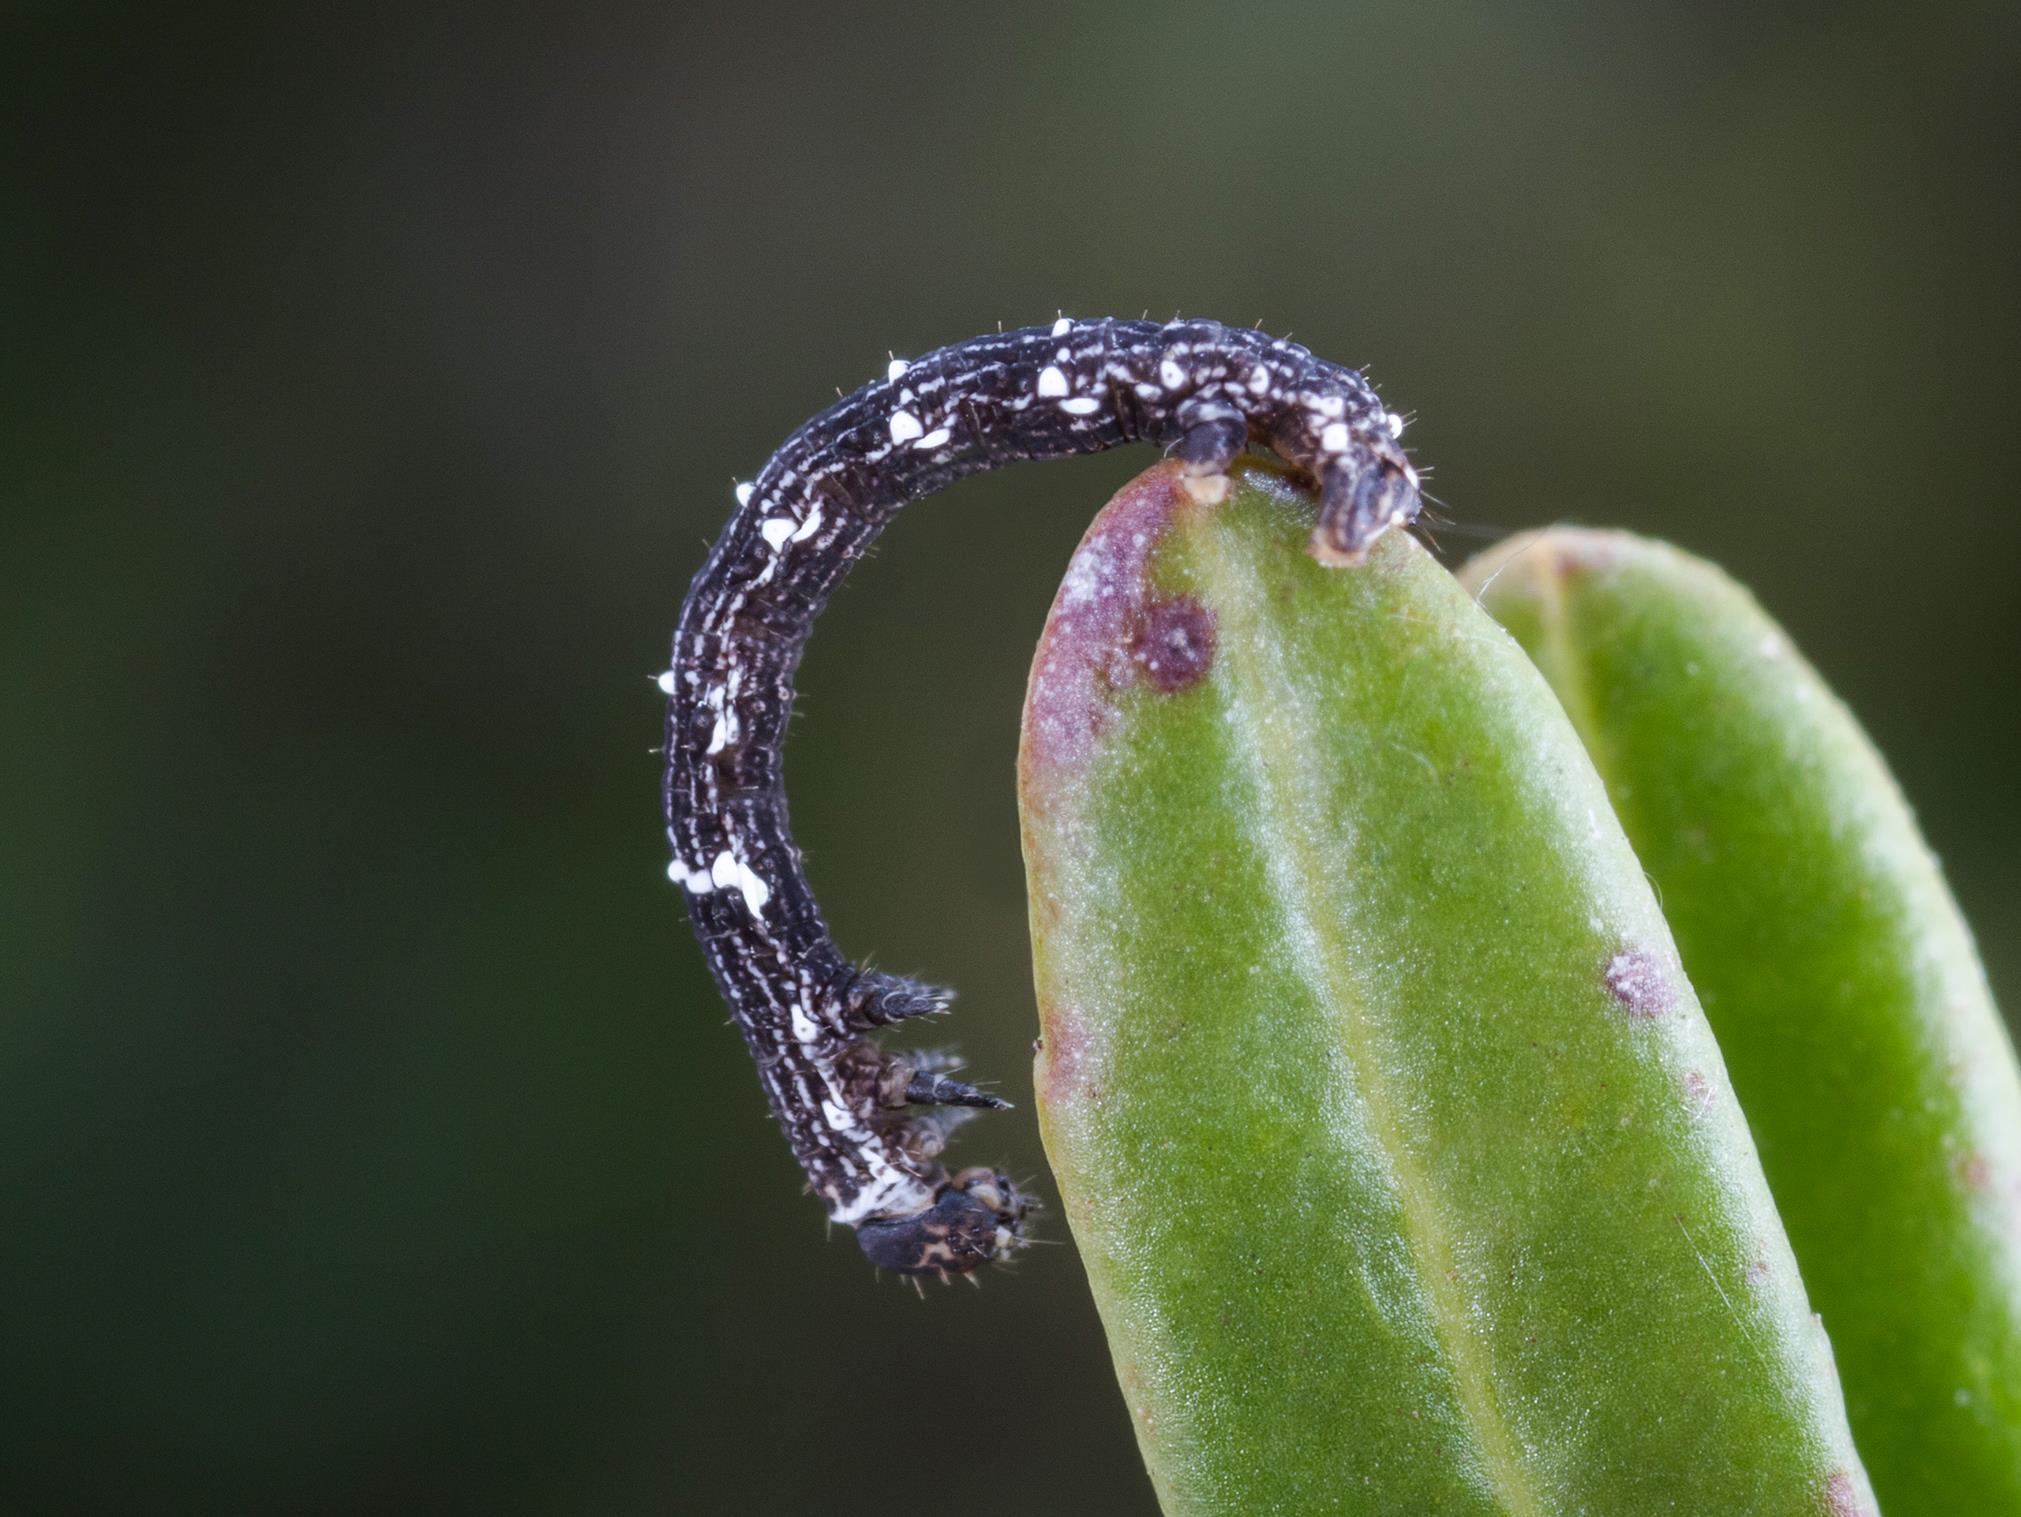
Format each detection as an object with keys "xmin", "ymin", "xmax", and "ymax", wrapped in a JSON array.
[
  {"xmin": 855, "ymin": 1167, "xmax": 1032, "ymax": 1277},
  {"xmin": 1312, "ymin": 438, "xmax": 1422, "ymax": 566}
]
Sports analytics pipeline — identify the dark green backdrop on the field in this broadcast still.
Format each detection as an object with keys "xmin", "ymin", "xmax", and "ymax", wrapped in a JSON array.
[{"xmin": 5, "ymin": 3, "xmax": 2016, "ymax": 1512}]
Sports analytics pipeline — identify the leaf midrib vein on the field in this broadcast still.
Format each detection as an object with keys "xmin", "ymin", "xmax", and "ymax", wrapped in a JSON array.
[{"xmin": 1197, "ymin": 521, "xmax": 1546, "ymax": 1517}]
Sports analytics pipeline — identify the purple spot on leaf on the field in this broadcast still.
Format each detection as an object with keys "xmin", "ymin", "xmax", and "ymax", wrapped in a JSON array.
[
  {"xmin": 1824, "ymin": 1472, "xmax": 1869, "ymax": 1516},
  {"xmin": 1129, "ymin": 595, "xmax": 1217, "ymax": 693},
  {"xmin": 1604, "ymin": 948, "xmax": 1673, "ymax": 1018},
  {"xmin": 1682, "ymin": 1070, "xmax": 1715, "ymax": 1120}
]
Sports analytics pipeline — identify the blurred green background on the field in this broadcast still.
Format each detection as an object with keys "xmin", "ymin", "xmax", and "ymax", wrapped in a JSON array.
[{"xmin": 5, "ymin": 2, "xmax": 2016, "ymax": 1511}]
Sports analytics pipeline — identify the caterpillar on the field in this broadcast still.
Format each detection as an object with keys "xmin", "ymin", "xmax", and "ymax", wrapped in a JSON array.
[{"xmin": 662, "ymin": 317, "xmax": 1421, "ymax": 1277}]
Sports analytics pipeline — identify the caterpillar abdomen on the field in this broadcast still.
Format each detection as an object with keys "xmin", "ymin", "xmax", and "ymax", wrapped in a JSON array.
[{"xmin": 663, "ymin": 317, "xmax": 1420, "ymax": 1276}]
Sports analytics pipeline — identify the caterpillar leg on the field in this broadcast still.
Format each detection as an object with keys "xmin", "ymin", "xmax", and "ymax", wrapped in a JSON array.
[
  {"xmin": 903, "ymin": 1069, "xmax": 1009, "ymax": 1110},
  {"xmin": 832, "ymin": 1042, "xmax": 1010, "ymax": 1114},
  {"xmin": 843, "ymin": 968, "xmax": 954, "ymax": 1030},
  {"xmin": 1173, "ymin": 395, "xmax": 1249, "ymax": 506},
  {"xmin": 825, "ymin": 1044, "xmax": 1029, "ymax": 1274},
  {"xmin": 856, "ymin": 1167, "xmax": 1033, "ymax": 1277}
]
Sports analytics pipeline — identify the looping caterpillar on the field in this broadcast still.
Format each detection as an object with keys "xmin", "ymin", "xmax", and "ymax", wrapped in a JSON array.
[{"xmin": 662, "ymin": 318, "xmax": 1421, "ymax": 1276}]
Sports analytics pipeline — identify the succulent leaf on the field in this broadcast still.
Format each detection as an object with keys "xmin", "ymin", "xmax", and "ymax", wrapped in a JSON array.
[
  {"xmin": 1465, "ymin": 527, "xmax": 2021, "ymax": 1514},
  {"xmin": 1020, "ymin": 464, "xmax": 1871, "ymax": 1514}
]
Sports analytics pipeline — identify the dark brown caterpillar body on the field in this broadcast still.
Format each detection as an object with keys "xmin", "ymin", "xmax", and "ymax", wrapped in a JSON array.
[{"xmin": 663, "ymin": 317, "xmax": 1420, "ymax": 1275}]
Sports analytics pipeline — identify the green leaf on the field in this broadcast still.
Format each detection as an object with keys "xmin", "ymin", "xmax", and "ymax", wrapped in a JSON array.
[
  {"xmin": 1018, "ymin": 463, "xmax": 1871, "ymax": 1515},
  {"xmin": 1463, "ymin": 528, "xmax": 2021, "ymax": 1514}
]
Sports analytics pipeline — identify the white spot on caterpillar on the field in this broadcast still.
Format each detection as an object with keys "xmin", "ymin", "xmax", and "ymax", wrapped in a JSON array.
[
  {"xmin": 1320, "ymin": 422, "xmax": 1351, "ymax": 453},
  {"xmin": 711, "ymin": 849, "xmax": 772, "ymax": 916},
  {"xmin": 1059, "ymin": 396, "xmax": 1102, "ymax": 416},
  {"xmin": 1051, "ymin": 316, "xmax": 1073, "ymax": 337},
  {"xmin": 668, "ymin": 859, "xmax": 713, "ymax": 892},
  {"xmin": 703, "ymin": 683, "xmax": 736, "ymax": 755},
  {"xmin": 1158, "ymin": 358, "xmax": 1187, "ymax": 390},
  {"xmin": 789, "ymin": 1002, "xmax": 822, "ymax": 1044},
  {"xmin": 1313, "ymin": 394, "xmax": 1346, "ymax": 419},
  {"xmin": 1387, "ymin": 411, "xmax": 1406, "ymax": 437},
  {"xmin": 1036, "ymin": 365, "xmax": 1070, "ymax": 398},
  {"xmin": 790, "ymin": 506, "xmax": 824, "ymax": 543},
  {"xmin": 915, "ymin": 426, "xmax": 952, "ymax": 450},
  {"xmin": 888, "ymin": 409, "xmax": 924, "ymax": 445},
  {"xmin": 1248, "ymin": 364, "xmax": 1271, "ymax": 393},
  {"xmin": 654, "ymin": 670, "xmax": 677, "ymax": 694},
  {"xmin": 760, "ymin": 517, "xmax": 796, "ymax": 550},
  {"xmin": 828, "ymin": 1162, "xmax": 931, "ymax": 1225},
  {"xmin": 887, "ymin": 358, "xmax": 909, "ymax": 381},
  {"xmin": 735, "ymin": 482, "xmax": 755, "ymax": 506}
]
